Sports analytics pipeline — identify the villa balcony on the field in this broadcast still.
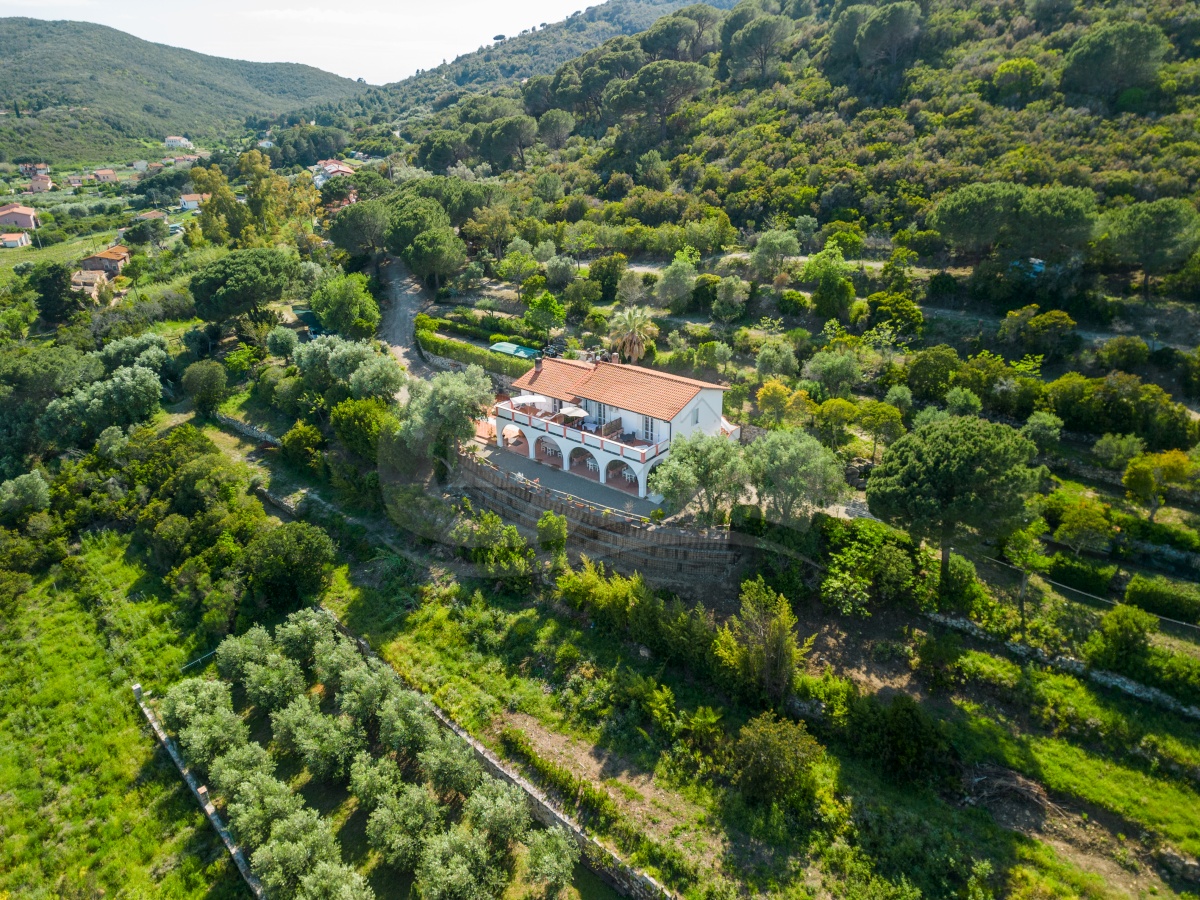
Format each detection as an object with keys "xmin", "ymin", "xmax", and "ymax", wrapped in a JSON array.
[{"xmin": 493, "ymin": 400, "xmax": 671, "ymax": 464}]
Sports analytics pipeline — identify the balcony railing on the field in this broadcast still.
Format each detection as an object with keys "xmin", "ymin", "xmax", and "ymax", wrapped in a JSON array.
[{"xmin": 495, "ymin": 401, "xmax": 671, "ymax": 464}]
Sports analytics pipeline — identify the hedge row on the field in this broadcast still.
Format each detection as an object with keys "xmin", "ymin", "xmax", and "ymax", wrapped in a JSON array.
[
  {"xmin": 1048, "ymin": 553, "xmax": 1118, "ymax": 596},
  {"xmin": 415, "ymin": 328, "xmax": 535, "ymax": 378},
  {"xmin": 1124, "ymin": 574, "xmax": 1200, "ymax": 624},
  {"xmin": 416, "ymin": 312, "xmax": 535, "ymax": 345}
]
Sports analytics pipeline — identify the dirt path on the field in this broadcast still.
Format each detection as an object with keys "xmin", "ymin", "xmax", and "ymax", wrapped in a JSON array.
[{"xmin": 379, "ymin": 256, "xmax": 433, "ymax": 378}]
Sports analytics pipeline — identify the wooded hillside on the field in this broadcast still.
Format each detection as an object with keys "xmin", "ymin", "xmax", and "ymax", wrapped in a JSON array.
[{"xmin": 0, "ymin": 18, "xmax": 366, "ymax": 165}]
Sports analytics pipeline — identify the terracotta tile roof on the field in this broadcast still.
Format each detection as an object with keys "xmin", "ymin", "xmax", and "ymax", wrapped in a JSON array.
[
  {"xmin": 510, "ymin": 357, "xmax": 593, "ymax": 403},
  {"xmin": 181, "ymin": 193, "xmax": 210, "ymax": 202},
  {"xmin": 0, "ymin": 204, "xmax": 36, "ymax": 216},
  {"xmin": 511, "ymin": 358, "xmax": 724, "ymax": 422},
  {"xmin": 90, "ymin": 245, "xmax": 130, "ymax": 261},
  {"xmin": 2, "ymin": 233, "xmax": 25, "ymax": 240}
]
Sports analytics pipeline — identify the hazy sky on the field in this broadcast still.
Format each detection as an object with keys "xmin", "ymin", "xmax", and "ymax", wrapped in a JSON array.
[{"xmin": 10, "ymin": 0, "xmax": 591, "ymax": 85}]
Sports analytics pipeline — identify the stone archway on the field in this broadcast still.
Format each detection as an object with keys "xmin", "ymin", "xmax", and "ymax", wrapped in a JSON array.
[
  {"xmin": 568, "ymin": 446, "xmax": 601, "ymax": 481},
  {"xmin": 534, "ymin": 435, "xmax": 568, "ymax": 468},
  {"xmin": 605, "ymin": 460, "xmax": 639, "ymax": 495}
]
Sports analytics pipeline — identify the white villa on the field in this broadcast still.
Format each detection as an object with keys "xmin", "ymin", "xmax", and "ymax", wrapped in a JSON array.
[{"xmin": 489, "ymin": 357, "xmax": 740, "ymax": 499}]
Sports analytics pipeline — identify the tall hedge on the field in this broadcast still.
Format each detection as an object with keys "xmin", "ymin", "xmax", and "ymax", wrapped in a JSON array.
[
  {"xmin": 415, "ymin": 329, "xmax": 534, "ymax": 378},
  {"xmin": 1125, "ymin": 574, "xmax": 1200, "ymax": 624}
]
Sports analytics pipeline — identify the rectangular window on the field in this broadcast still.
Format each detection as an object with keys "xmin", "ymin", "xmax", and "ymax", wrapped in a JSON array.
[
  {"xmin": 692, "ymin": 406, "xmax": 700, "ymax": 426},
  {"xmin": 642, "ymin": 415, "xmax": 656, "ymax": 441}
]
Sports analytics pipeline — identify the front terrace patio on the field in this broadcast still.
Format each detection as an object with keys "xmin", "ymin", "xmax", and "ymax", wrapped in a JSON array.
[{"xmin": 486, "ymin": 400, "xmax": 669, "ymax": 500}]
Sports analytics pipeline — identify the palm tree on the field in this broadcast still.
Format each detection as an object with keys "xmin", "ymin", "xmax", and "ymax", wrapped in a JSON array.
[{"xmin": 608, "ymin": 306, "xmax": 659, "ymax": 364}]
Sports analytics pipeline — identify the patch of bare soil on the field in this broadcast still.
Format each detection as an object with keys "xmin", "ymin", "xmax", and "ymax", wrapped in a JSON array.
[
  {"xmin": 965, "ymin": 764, "xmax": 1175, "ymax": 898},
  {"xmin": 492, "ymin": 711, "xmax": 733, "ymax": 878}
]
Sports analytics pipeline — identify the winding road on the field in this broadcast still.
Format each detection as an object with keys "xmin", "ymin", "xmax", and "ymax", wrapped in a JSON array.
[{"xmin": 378, "ymin": 256, "xmax": 432, "ymax": 378}]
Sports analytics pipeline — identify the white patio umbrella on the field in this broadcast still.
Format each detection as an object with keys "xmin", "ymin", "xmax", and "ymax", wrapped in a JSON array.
[
  {"xmin": 511, "ymin": 394, "xmax": 548, "ymax": 405},
  {"xmin": 559, "ymin": 404, "xmax": 588, "ymax": 417}
]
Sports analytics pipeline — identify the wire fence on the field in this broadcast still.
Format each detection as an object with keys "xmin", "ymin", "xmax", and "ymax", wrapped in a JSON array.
[{"xmin": 977, "ymin": 553, "xmax": 1200, "ymax": 643}]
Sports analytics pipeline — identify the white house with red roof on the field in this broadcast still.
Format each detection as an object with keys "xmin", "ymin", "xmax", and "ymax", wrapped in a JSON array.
[
  {"xmin": 312, "ymin": 159, "xmax": 355, "ymax": 188},
  {"xmin": 180, "ymin": 193, "xmax": 211, "ymax": 211},
  {"xmin": 1, "ymin": 233, "xmax": 30, "ymax": 248},
  {"xmin": 490, "ymin": 357, "xmax": 739, "ymax": 499}
]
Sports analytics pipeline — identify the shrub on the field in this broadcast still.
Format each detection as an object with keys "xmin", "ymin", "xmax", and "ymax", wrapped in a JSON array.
[
  {"xmin": 281, "ymin": 422, "xmax": 325, "ymax": 474},
  {"xmin": 851, "ymin": 694, "xmax": 948, "ymax": 782},
  {"xmin": 182, "ymin": 360, "xmax": 227, "ymax": 416},
  {"xmin": 731, "ymin": 712, "xmax": 822, "ymax": 809},
  {"xmin": 1124, "ymin": 574, "xmax": 1200, "ymax": 624},
  {"xmin": 536, "ymin": 510, "xmax": 568, "ymax": 554},
  {"xmin": 1085, "ymin": 604, "xmax": 1156, "ymax": 670},
  {"xmin": 1048, "ymin": 552, "xmax": 1117, "ymax": 596},
  {"xmin": 940, "ymin": 554, "xmax": 987, "ymax": 613},
  {"xmin": 244, "ymin": 521, "xmax": 337, "ymax": 606}
]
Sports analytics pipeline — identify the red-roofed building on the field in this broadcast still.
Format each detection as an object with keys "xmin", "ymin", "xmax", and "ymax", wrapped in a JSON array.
[
  {"xmin": 180, "ymin": 193, "xmax": 211, "ymax": 211},
  {"xmin": 1, "ymin": 233, "xmax": 30, "ymax": 248},
  {"xmin": 94, "ymin": 168, "xmax": 119, "ymax": 183},
  {"xmin": 0, "ymin": 204, "xmax": 40, "ymax": 229},
  {"xmin": 30, "ymin": 173, "xmax": 54, "ymax": 193},
  {"xmin": 490, "ymin": 357, "xmax": 737, "ymax": 499},
  {"xmin": 80, "ymin": 245, "xmax": 131, "ymax": 275}
]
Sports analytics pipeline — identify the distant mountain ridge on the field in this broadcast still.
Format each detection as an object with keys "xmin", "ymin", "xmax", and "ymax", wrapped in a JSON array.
[{"xmin": 0, "ymin": 18, "xmax": 366, "ymax": 165}]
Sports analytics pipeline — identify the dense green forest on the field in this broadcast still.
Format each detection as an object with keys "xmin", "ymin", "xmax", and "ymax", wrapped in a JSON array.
[
  {"xmin": 289, "ymin": 0, "xmax": 738, "ymax": 133},
  {"xmin": 0, "ymin": 18, "xmax": 365, "ymax": 165}
]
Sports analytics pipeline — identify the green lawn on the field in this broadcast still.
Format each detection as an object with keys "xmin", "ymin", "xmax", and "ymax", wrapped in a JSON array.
[
  {"xmin": 0, "ymin": 532, "xmax": 242, "ymax": 899},
  {"xmin": 0, "ymin": 229, "xmax": 117, "ymax": 285}
]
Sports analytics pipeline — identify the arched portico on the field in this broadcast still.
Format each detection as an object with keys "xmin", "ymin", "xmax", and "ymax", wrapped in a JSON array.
[
  {"xmin": 568, "ymin": 446, "xmax": 603, "ymax": 482},
  {"xmin": 534, "ymin": 435, "xmax": 568, "ymax": 468},
  {"xmin": 605, "ymin": 460, "xmax": 639, "ymax": 495}
]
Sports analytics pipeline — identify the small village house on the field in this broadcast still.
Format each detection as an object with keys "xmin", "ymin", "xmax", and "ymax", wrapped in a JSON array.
[
  {"xmin": 180, "ymin": 193, "xmax": 210, "ymax": 211},
  {"xmin": 312, "ymin": 159, "xmax": 355, "ymax": 188},
  {"xmin": 1, "ymin": 233, "xmax": 30, "ymax": 248},
  {"xmin": 164, "ymin": 136, "xmax": 194, "ymax": 149},
  {"xmin": 94, "ymin": 169, "xmax": 119, "ymax": 183},
  {"xmin": 30, "ymin": 174, "xmax": 54, "ymax": 193},
  {"xmin": 18, "ymin": 163, "xmax": 49, "ymax": 177},
  {"xmin": 80, "ymin": 245, "xmax": 131, "ymax": 276},
  {"xmin": 490, "ymin": 357, "xmax": 739, "ymax": 499},
  {"xmin": 71, "ymin": 269, "xmax": 108, "ymax": 301},
  {"xmin": 0, "ymin": 204, "xmax": 40, "ymax": 230}
]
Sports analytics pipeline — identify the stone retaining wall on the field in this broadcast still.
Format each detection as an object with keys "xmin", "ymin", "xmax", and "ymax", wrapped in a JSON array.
[
  {"xmin": 131, "ymin": 684, "xmax": 265, "ymax": 898},
  {"xmin": 924, "ymin": 612, "xmax": 1200, "ymax": 721},
  {"xmin": 321, "ymin": 610, "xmax": 676, "ymax": 900},
  {"xmin": 213, "ymin": 414, "xmax": 281, "ymax": 447},
  {"xmin": 458, "ymin": 453, "xmax": 742, "ymax": 589}
]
